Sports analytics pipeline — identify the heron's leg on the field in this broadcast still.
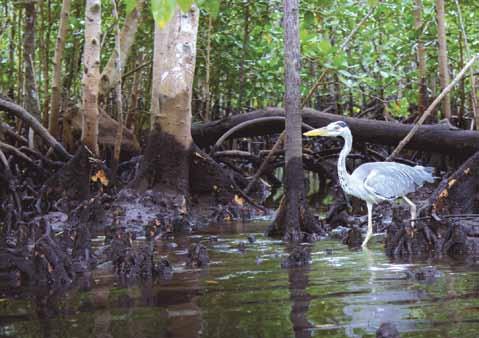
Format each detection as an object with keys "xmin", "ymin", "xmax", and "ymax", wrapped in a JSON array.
[
  {"xmin": 403, "ymin": 196, "xmax": 417, "ymax": 227},
  {"xmin": 362, "ymin": 202, "xmax": 374, "ymax": 249}
]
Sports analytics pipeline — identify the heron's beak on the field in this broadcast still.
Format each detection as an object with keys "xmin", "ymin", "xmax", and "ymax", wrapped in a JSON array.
[{"xmin": 303, "ymin": 127, "xmax": 329, "ymax": 137}]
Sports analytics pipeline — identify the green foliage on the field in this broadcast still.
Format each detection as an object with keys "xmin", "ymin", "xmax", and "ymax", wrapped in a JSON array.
[
  {"xmin": 177, "ymin": 0, "xmax": 195, "ymax": 12},
  {"xmin": 151, "ymin": 0, "xmax": 176, "ymax": 28},
  {"xmin": 123, "ymin": 0, "xmax": 137, "ymax": 14},
  {"xmin": 389, "ymin": 97, "xmax": 410, "ymax": 118},
  {"xmin": 1, "ymin": 0, "xmax": 479, "ymax": 126},
  {"xmin": 198, "ymin": 0, "xmax": 220, "ymax": 17}
]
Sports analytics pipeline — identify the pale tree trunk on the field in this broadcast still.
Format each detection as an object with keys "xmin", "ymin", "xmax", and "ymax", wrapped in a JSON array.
[
  {"xmin": 203, "ymin": 15, "xmax": 213, "ymax": 121},
  {"xmin": 132, "ymin": 6, "xmax": 199, "ymax": 196},
  {"xmin": 49, "ymin": 0, "xmax": 72, "ymax": 139},
  {"xmin": 149, "ymin": 16, "xmax": 169, "ymax": 129},
  {"xmin": 268, "ymin": 0, "xmax": 321, "ymax": 241},
  {"xmin": 436, "ymin": 0, "xmax": 451, "ymax": 119},
  {"xmin": 414, "ymin": 0, "xmax": 427, "ymax": 114},
  {"xmin": 99, "ymin": 0, "xmax": 146, "ymax": 96},
  {"xmin": 111, "ymin": 0, "xmax": 123, "ymax": 177},
  {"xmin": 82, "ymin": 0, "xmax": 101, "ymax": 155},
  {"xmin": 23, "ymin": 0, "xmax": 42, "ymax": 148}
]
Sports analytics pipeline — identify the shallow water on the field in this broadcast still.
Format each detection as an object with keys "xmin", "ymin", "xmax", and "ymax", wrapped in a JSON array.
[{"xmin": 1, "ymin": 221, "xmax": 479, "ymax": 338}]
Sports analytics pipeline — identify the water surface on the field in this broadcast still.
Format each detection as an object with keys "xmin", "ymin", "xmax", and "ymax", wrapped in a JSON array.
[{"xmin": 1, "ymin": 221, "xmax": 479, "ymax": 338}]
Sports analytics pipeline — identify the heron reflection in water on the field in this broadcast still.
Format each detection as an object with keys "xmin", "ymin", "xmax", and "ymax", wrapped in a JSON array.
[{"xmin": 304, "ymin": 121, "xmax": 435, "ymax": 248}]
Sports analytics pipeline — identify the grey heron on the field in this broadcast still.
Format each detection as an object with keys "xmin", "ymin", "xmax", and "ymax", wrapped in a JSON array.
[{"xmin": 304, "ymin": 121, "xmax": 435, "ymax": 248}]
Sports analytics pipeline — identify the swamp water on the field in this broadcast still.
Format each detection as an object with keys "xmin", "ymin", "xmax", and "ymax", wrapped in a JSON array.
[{"xmin": 1, "ymin": 221, "xmax": 479, "ymax": 338}]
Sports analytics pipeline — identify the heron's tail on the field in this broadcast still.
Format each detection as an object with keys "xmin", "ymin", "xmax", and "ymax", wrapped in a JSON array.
[{"xmin": 414, "ymin": 165, "xmax": 436, "ymax": 183}]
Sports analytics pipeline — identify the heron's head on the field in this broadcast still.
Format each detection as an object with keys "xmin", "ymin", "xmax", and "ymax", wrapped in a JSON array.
[{"xmin": 303, "ymin": 121, "xmax": 349, "ymax": 138}]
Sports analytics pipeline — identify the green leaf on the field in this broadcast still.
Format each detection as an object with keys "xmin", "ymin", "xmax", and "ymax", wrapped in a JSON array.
[
  {"xmin": 367, "ymin": 0, "xmax": 378, "ymax": 6},
  {"xmin": 177, "ymin": 0, "xmax": 194, "ymax": 12},
  {"xmin": 304, "ymin": 11, "xmax": 315, "ymax": 26},
  {"xmin": 318, "ymin": 40, "xmax": 332, "ymax": 55},
  {"xmin": 151, "ymin": 0, "xmax": 176, "ymax": 28},
  {"xmin": 198, "ymin": 0, "xmax": 220, "ymax": 17},
  {"xmin": 333, "ymin": 53, "xmax": 347, "ymax": 69},
  {"xmin": 123, "ymin": 0, "xmax": 137, "ymax": 14}
]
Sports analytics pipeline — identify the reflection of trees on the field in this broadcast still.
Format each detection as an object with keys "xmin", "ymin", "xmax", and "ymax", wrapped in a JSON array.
[
  {"xmin": 34, "ymin": 288, "xmax": 61, "ymax": 338},
  {"xmin": 288, "ymin": 254, "xmax": 313, "ymax": 338}
]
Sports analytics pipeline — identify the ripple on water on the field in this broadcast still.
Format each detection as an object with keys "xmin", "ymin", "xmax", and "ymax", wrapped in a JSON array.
[{"xmin": 1, "ymin": 221, "xmax": 479, "ymax": 338}]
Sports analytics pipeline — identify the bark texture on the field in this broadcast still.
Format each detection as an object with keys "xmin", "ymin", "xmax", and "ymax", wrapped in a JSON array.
[
  {"xmin": 82, "ymin": 0, "xmax": 101, "ymax": 155},
  {"xmin": 192, "ymin": 107, "xmax": 479, "ymax": 156},
  {"xmin": 49, "ymin": 0, "xmax": 72, "ymax": 139},
  {"xmin": 436, "ymin": 0, "xmax": 451, "ymax": 119},
  {"xmin": 132, "ymin": 6, "xmax": 199, "ymax": 195},
  {"xmin": 23, "ymin": 0, "xmax": 41, "ymax": 148},
  {"xmin": 268, "ymin": 0, "xmax": 321, "ymax": 240},
  {"xmin": 283, "ymin": 0, "xmax": 303, "ymax": 240},
  {"xmin": 111, "ymin": 0, "xmax": 124, "ymax": 176},
  {"xmin": 99, "ymin": 0, "xmax": 146, "ymax": 96}
]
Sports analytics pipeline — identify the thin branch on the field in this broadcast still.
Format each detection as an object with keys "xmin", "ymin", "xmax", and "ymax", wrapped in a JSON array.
[
  {"xmin": 0, "ymin": 97, "xmax": 72, "ymax": 159},
  {"xmin": 0, "ymin": 141, "xmax": 35, "ymax": 164},
  {"xmin": 387, "ymin": 54, "xmax": 479, "ymax": 160},
  {"xmin": 121, "ymin": 60, "xmax": 153, "ymax": 80}
]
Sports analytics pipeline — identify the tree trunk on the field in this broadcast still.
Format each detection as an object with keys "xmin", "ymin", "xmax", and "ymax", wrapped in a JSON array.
[
  {"xmin": 82, "ymin": 0, "xmax": 101, "ymax": 155},
  {"xmin": 203, "ymin": 15, "xmax": 213, "ymax": 121},
  {"xmin": 16, "ymin": 8, "xmax": 24, "ymax": 102},
  {"xmin": 453, "ymin": 0, "xmax": 478, "ymax": 129},
  {"xmin": 49, "ymin": 0, "xmax": 72, "ymax": 139},
  {"xmin": 436, "ymin": 0, "xmax": 451, "ymax": 119},
  {"xmin": 7, "ymin": 2, "xmax": 15, "ymax": 99},
  {"xmin": 125, "ymin": 54, "xmax": 143, "ymax": 130},
  {"xmin": 268, "ymin": 0, "xmax": 321, "ymax": 241},
  {"xmin": 111, "ymin": 0, "xmax": 123, "ymax": 177},
  {"xmin": 99, "ymin": 0, "xmax": 146, "ymax": 96},
  {"xmin": 23, "ymin": 0, "xmax": 42, "ymax": 148},
  {"xmin": 39, "ymin": 0, "xmax": 51, "ymax": 127},
  {"xmin": 414, "ymin": 0, "xmax": 427, "ymax": 114},
  {"xmin": 131, "ymin": 6, "xmax": 199, "ymax": 196},
  {"xmin": 283, "ymin": 0, "xmax": 304, "ymax": 240}
]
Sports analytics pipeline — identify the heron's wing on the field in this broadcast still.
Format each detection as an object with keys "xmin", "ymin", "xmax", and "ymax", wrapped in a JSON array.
[{"xmin": 352, "ymin": 162, "xmax": 431, "ymax": 200}]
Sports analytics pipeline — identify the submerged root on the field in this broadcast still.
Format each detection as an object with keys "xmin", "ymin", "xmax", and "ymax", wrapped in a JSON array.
[{"xmin": 267, "ymin": 197, "xmax": 324, "ymax": 242}]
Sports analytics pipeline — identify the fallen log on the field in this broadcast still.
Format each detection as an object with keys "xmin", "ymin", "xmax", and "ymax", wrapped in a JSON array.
[{"xmin": 192, "ymin": 107, "xmax": 479, "ymax": 156}]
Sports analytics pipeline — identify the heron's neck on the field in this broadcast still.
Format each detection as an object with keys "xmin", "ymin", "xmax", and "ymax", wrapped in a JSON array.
[{"xmin": 338, "ymin": 130, "xmax": 352, "ymax": 188}]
